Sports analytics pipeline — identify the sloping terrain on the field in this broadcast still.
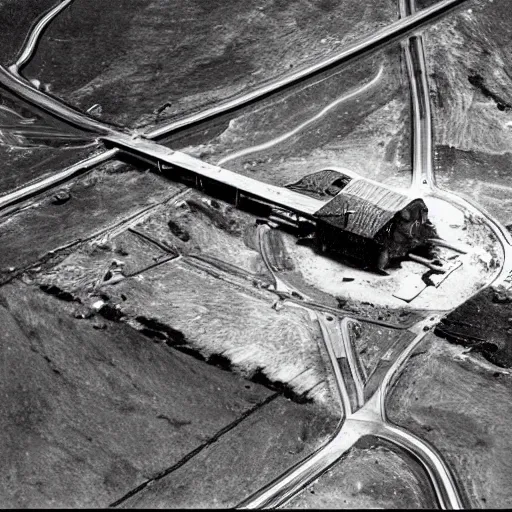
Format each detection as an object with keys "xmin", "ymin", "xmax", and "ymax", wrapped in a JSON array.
[
  {"xmin": 387, "ymin": 333, "xmax": 512, "ymax": 509},
  {"xmin": 420, "ymin": 0, "xmax": 512, "ymax": 225},
  {"xmin": 0, "ymin": 280, "xmax": 276, "ymax": 507},
  {"xmin": 119, "ymin": 398, "xmax": 338, "ymax": 508},
  {"xmin": 23, "ymin": 0, "xmax": 397, "ymax": 128}
]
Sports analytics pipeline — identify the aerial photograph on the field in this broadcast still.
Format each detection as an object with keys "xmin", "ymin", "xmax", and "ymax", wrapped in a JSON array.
[{"xmin": 1, "ymin": 0, "xmax": 512, "ymax": 508}]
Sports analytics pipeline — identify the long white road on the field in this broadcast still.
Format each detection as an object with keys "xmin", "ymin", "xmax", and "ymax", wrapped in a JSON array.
[
  {"xmin": 9, "ymin": 0, "xmax": 75, "ymax": 76},
  {"xmin": 0, "ymin": 0, "xmax": 468, "ymax": 213},
  {"xmin": 146, "ymin": 0, "xmax": 469, "ymax": 140},
  {"xmin": 0, "ymin": 1, "xmax": 487, "ymax": 508}
]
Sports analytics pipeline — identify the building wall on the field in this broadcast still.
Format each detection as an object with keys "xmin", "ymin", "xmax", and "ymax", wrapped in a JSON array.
[{"xmin": 317, "ymin": 222, "xmax": 382, "ymax": 268}]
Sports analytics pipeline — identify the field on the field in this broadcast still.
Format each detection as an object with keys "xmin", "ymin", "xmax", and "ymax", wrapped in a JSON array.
[
  {"xmin": 0, "ymin": 280, "xmax": 270, "ymax": 506},
  {"xmin": 387, "ymin": 333, "xmax": 512, "ymax": 508},
  {"xmin": 23, "ymin": 0, "xmax": 398, "ymax": 129},
  {"xmin": 421, "ymin": 0, "xmax": 512, "ymax": 226}
]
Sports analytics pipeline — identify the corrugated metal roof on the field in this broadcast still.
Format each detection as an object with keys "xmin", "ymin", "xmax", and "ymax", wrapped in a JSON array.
[{"xmin": 314, "ymin": 178, "xmax": 420, "ymax": 238}]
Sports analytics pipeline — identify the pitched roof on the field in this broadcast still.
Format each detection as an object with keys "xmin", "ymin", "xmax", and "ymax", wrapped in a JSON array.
[{"xmin": 314, "ymin": 178, "xmax": 421, "ymax": 238}]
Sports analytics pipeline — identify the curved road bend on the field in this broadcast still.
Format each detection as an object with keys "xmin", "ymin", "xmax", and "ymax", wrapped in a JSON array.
[
  {"xmin": 361, "ymin": 315, "xmax": 463, "ymax": 510},
  {"xmin": 239, "ymin": 307, "xmax": 463, "ymax": 509},
  {"xmin": 0, "ymin": 0, "xmax": 468, "ymax": 211},
  {"xmin": 401, "ymin": 0, "xmax": 512, "ymax": 280},
  {"xmin": 0, "ymin": 65, "xmax": 117, "ymax": 136},
  {"xmin": 9, "ymin": 0, "xmax": 75, "ymax": 76},
  {"xmin": 146, "ymin": 0, "xmax": 469, "ymax": 140}
]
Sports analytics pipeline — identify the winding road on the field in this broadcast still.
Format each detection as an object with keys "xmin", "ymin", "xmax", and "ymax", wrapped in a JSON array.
[
  {"xmin": 1, "ymin": 0, "xmax": 502, "ymax": 509},
  {"xmin": 0, "ymin": 0, "xmax": 469, "ymax": 212},
  {"xmin": 9, "ymin": 0, "xmax": 75, "ymax": 76}
]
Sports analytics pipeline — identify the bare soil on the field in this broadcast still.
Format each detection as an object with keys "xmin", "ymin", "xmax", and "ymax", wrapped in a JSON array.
[
  {"xmin": 387, "ymin": 332, "xmax": 512, "ymax": 508},
  {"xmin": 286, "ymin": 437, "xmax": 436, "ymax": 509},
  {"xmin": 23, "ymin": 0, "xmax": 398, "ymax": 129}
]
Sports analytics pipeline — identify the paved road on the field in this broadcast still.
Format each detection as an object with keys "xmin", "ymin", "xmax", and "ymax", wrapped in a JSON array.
[
  {"xmin": 146, "ymin": 0, "xmax": 470, "ymax": 141},
  {"xmin": 9, "ymin": 0, "xmax": 75, "ymax": 76},
  {"xmin": 0, "ymin": 0, "xmax": 491, "ymax": 509}
]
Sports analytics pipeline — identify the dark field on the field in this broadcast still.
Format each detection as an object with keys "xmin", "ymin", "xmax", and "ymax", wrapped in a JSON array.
[
  {"xmin": 120, "ymin": 397, "xmax": 337, "ymax": 508},
  {"xmin": 23, "ymin": 0, "xmax": 398, "ymax": 128},
  {"xmin": 387, "ymin": 333, "xmax": 512, "ymax": 509}
]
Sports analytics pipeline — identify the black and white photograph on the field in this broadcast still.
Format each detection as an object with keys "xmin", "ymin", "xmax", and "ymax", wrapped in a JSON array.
[{"xmin": 0, "ymin": 0, "xmax": 510, "ymax": 508}]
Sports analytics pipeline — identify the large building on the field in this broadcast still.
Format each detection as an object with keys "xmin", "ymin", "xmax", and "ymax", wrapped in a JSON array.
[
  {"xmin": 288, "ymin": 169, "xmax": 437, "ymax": 271},
  {"xmin": 106, "ymin": 136, "xmax": 437, "ymax": 272}
]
